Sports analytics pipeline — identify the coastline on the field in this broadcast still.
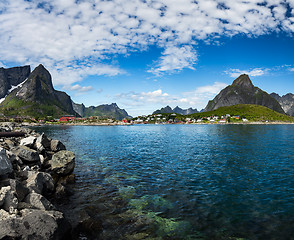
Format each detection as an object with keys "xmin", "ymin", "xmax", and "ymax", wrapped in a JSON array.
[{"xmin": 0, "ymin": 122, "xmax": 81, "ymax": 239}]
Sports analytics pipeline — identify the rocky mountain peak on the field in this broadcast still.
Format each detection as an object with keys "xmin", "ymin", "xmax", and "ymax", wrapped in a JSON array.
[
  {"xmin": 232, "ymin": 74, "xmax": 254, "ymax": 90},
  {"xmin": 205, "ymin": 74, "xmax": 285, "ymax": 114},
  {"xmin": 28, "ymin": 64, "xmax": 54, "ymax": 91}
]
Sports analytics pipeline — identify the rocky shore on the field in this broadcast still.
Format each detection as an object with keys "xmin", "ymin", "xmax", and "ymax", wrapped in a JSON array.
[{"xmin": 0, "ymin": 122, "xmax": 76, "ymax": 239}]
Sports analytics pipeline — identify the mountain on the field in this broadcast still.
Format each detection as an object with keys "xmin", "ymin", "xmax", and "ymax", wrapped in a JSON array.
[
  {"xmin": 173, "ymin": 106, "xmax": 198, "ymax": 115},
  {"xmin": 0, "ymin": 64, "xmax": 77, "ymax": 118},
  {"xmin": 204, "ymin": 74, "xmax": 285, "ymax": 114},
  {"xmin": 270, "ymin": 93, "xmax": 294, "ymax": 116},
  {"xmin": 153, "ymin": 106, "xmax": 173, "ymax": 114},
  {"xmin": 153, "ymin": 106, "xmax": 198, "ymax": 115},
  {"xmin": 82, "ymin": 103, "xmax": 131, "ymax": 120},
  {"xmin": 0, "ymin": 66, "xmax": 31, "ymax": 99}
]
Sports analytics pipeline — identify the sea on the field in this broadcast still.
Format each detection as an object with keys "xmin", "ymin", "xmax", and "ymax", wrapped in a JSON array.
[{"xmin": 34, "ymin": 124, "xmax": 294, "ymax": 240}]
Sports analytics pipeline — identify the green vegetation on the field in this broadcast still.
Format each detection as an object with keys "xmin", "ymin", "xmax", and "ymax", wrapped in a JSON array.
[
  {"xmin": 0, "ymin": 96, "xmax": 68, "ymax": 118},
  {"xmin": 188, "ymin": 104, "xmax": 294, "ymax": 122}
]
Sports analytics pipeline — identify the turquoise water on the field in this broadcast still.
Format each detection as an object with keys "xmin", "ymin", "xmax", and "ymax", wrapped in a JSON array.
[{"xmin": 35, "ymin": 124, "xmax": 294, "ymax": 239}]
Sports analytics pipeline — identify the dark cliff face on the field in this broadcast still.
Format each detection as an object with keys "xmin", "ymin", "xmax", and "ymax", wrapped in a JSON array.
[
  {"xmin": 0, "ymin": 66, "xmax": 30, "ymax": 98},
  {"xmin": 270, "ymin": 93, "xmax": 294, "ymax": 116},
  {"xmin": 16, "ymin": 64, "xmax": 76, "ymax": 115},
  {"xmin": 204, "ymin": 74, "xmax": 285, "ymax": 114}
]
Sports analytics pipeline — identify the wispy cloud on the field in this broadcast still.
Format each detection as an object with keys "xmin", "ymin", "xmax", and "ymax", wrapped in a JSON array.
[
  {"xmin": 225, "ymin": 68, "xmax": 267, "ymax": 78},
  {"xmin": 289, "ymin": 67, "xmax": 294, "ymax": 72},
  {"xmin": 0, "ymin": 0, "xmax": 293, "ymax": 84},
  {"xmin": 69, "ymin": 84, "xmax": 93, "ymax": 93}
]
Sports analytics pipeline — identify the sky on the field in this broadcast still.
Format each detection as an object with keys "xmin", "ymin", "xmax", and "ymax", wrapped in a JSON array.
[{"xmin": 0, "ymin": 0, "xmax": 294, "ymax": 116}]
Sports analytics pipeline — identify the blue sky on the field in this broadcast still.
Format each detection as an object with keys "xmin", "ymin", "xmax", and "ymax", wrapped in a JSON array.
[{"xmin": 0, "ymin": 0, "xmax": 293, "ymax": 116}]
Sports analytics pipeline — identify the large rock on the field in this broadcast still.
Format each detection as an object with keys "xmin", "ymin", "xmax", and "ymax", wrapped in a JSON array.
[
  {"xmin": 26, "ymin": 172, "xmax": 54, "ymax": 196},
  {"xmin": 20, "ymin": 136, "xmax": 37, "ymax": 148},
  {"xmin": 0, "ymin": 147, "xmax": 12, "ymax": 176},
  {"xmin": 50, "ymin": 139, "xmax": 66, "ymax": 152},
  {"xmin": 51, "ymin": 150, "xmax": 75, "ymax": 176},
  {"xmin": 0, "ymin": 186, "xmax": 18, "ymax": 212},
  {"xmin": 36, "ymin": 133, "xmax": 51, "ymax": 150},
  {"xmin": 0, "ymin": 209, "xmax": 71, "ymax": 240},
  {"xmin": 24, "ymin": 192, "xmax": 53, "ymax": 210},
  {"xmin": 0, "ymin": 178, "xmax": 29, "ymax": 202},
  {"xmin": 17, "ymin": 145, "xmax": 40, "ymax": 162}
]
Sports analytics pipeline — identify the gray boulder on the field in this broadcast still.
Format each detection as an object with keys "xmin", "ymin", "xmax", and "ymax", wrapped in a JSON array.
[
  {"xmin": 0, "ymin": 209, "xmax": 71, "ymax": 240},
  {"xmin": 51, "ymin": 150, "xmax": 75, "ymax": 176},
  {"xmin": 26, "ymin": 172, "xmax": 54, "ymax": 195},
  {"xmin": 20, "ymin": 136, "xmax": 37, "ymax": 148},
  {"xmin": 24, "ymin": 192, "xmax": 53, "ymax": 210},
  {"xmin": 36, "ymin": 133, "xmax": 51, "ymax": 150},
  {"xmin": 0, "ymin": 186, "xmax": 18, "ymax": 212},
  {"xmin": 0, "ymin": 178, "xmax": 30, "ymax": 202},
  {"xmin": 0, "ymin": 147, "xmax": 13, "ymax": 176},
  {"xmin": 50, "ymin": 139, "xmax": 66, "ymax": 152},
  {"xmin": 17, "ymin": 145, "xmax": 40, "ymax": 162}
]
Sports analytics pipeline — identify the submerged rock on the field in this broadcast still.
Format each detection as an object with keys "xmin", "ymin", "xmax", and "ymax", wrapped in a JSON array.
[{"xmin": 50, "ymin": 150, "xmax": 75, "ymax": 176}]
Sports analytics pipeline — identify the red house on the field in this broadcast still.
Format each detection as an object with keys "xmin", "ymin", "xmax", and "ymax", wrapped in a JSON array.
[
  {"xmin": 122, "ymin": 118, "xmax": 128, "ymax": 123},
  {"xmin": 59, "ymin": 116, "xmax": 75, "ymax": 122}
]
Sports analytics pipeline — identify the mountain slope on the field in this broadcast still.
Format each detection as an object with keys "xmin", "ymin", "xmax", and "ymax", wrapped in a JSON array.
[
  {"xmin": 204, "ymin": 74, "xmax": 285, "ymax": 114},
  {"xmin": 0, "ymin": 64, "xmax": 77, "ymax": 118},
  {"xmin": 270, "ymin": 93, "xmax": 294, "ymax": 116},
  {"xmin": 0, "ymin": 66, "xmax": 30, "ymax": 99}
]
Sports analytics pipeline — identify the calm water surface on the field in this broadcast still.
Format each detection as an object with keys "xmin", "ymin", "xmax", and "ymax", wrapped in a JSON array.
[{"xmin": 35, "ymin": 124, "xmax": 294, "ymax": 239}]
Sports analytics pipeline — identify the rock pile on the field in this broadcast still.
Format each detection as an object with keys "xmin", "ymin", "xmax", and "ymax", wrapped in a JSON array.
[{"xmin": 0, "ymin": 122, "xmax": 75, "ymax": 239}]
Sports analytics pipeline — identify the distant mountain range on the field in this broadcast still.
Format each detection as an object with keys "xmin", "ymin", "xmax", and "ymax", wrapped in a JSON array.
[
  {"xmin": 204, "ymin": 74, "xmax": 285, "ymax": 114},
  {"xmin": 153, "ymin": 106, "xmax": 198, "ymax": 115},
  {"xmin": 270, "ymin": 93, "xmax": 294, "ymax": 116},
  {"xmin": 0, "ymin": 65, "xmax": 131, "ymax": 120},
  {"xmin": 72, "ymin": 102, "xmax": 131, "ymax": 120},
  {"xmin": 1, "ymin": 65, "xmax": 293, "ymax": 119}
]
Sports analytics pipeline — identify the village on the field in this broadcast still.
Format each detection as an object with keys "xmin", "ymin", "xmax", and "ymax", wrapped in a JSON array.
[{"xmin": 132, "ymin": 113, "xmax": 249, "ymax": 124}]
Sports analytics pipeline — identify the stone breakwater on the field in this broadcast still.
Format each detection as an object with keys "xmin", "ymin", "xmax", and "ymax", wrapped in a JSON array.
[{"xmin": 0, "ymin": 122, "xmax": 75, "ymax": 239}]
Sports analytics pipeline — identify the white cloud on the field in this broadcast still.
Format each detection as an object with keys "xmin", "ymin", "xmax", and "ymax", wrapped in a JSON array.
[
  {"xmin": 289, "ymin": 67, "xmax": 294, "ymax": 72},
  {"xmin": 116, "ymin": 82, "xmax": 228, "ymax": 114},
  {"xmin": 148, "ymin": 45, "xmax": 197, "ymax": 75},
  {"xmin": 225, "ymin": 68, "xmax": 267, "ymax": 78},
  {"xmin": 69, "ymin": 84, "xmax": 93, "ymax": 93},
  {"xmin": 0, "ymin": 0, "xmax": 293, "ymax": 85}
]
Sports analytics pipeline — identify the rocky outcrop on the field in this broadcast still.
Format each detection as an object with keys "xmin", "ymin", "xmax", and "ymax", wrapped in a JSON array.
[
  {"xmin": 0, "ymin": 122, "xmax": 75, "ymax": 239},
  {"xmin": 204, "ymin": 74, "xmax": 285, "ymax": 114},
  {"xmin": 270, "ymin": 93, "xmax": 294, "ymax": 116},
  {"xmin": 0, "ymin": 65, "xmax": 30, "ymax": 99}
]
